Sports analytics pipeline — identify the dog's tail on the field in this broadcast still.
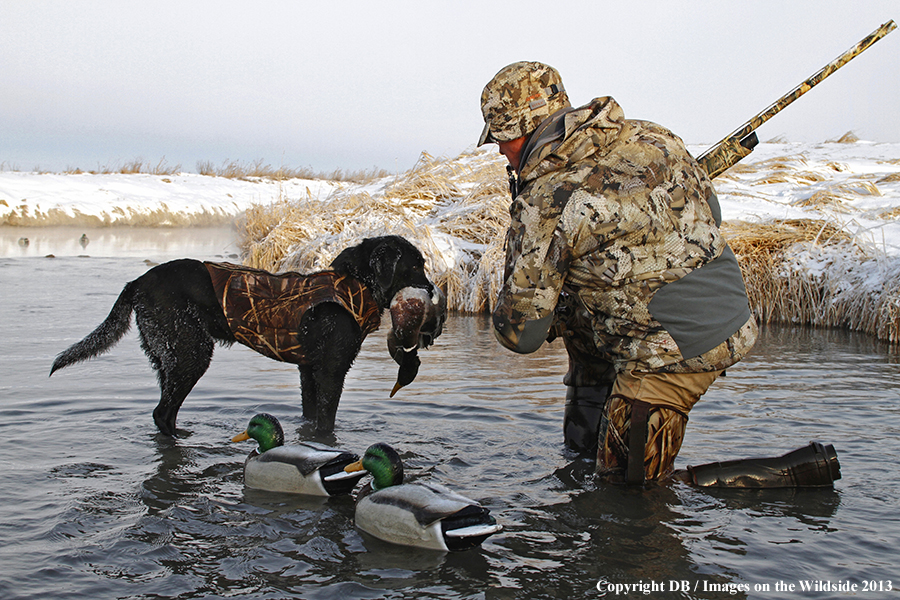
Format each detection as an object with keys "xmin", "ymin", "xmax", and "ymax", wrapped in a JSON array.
[{"xmin": 50, "ymin": 281, "xmax": 136, "ymax": 376}]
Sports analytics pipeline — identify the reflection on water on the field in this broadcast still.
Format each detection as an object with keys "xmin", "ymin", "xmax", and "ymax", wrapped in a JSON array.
[
  {"xmin": 1, "ymin": 250, "xmax": 899, "ymax": 599},
  {"xmin": 0, "ymin": 226, "xmax": 241, "ymax": 259}
]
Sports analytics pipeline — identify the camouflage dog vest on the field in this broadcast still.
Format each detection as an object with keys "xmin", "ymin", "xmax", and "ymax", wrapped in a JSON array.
[{"xmin": 204, "ymin": 262, "xmax": 381, "ymax": 365}]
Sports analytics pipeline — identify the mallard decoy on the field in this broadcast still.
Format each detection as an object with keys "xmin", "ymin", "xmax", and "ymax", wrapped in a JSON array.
[
  {"xmin": 232, "ymin": 413, "xmax": 367, "ymax": 496},
  {"xmin": 345, "ymin": 443, "xmax": 502, "ymax": 551},
  {"xmin": 387, "ymin": 286, "xmax": 446, "ymax": 397}
]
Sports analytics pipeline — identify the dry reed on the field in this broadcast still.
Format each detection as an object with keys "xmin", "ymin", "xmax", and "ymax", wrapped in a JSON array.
[
  {"xmin": 878, "ymin": 206, "xmax": 900, "ymax": 219},
  {"xmin": 238, "ymin": 150, "xmax": 511, "ymax": 313},
  {"xmin": 877, "ymin": 172, "xmax": 900, "ymax": 184},
  {"xmin": 4, "ymin": 156, "xmax": 390, "ymax": 183},
  {"xmin": 2, "ymin": 203, "xmax": 235, "ymax": 227},
  {"xmin": 723, "ymin": 219, "xmax": 900, "ymax": 343},
  {"xmin": 62, "ymin": 158, "xmax": 184, "ymax": 176},
  {"xmin": 236, "ymin": 147, "xmax": 900, "ymax": 344},
  {"xmin": 197, "ymin": 159, "xmax": 392, "ymax": 183},
  {"xmin": 829, "ymin": 131, "xmax": 860, "ymax": 143}
]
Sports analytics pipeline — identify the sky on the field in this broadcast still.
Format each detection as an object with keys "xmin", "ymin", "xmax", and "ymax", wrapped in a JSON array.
[{"xmin": 2, "ymin": 1, "xmax": 898, "ymax": 175}]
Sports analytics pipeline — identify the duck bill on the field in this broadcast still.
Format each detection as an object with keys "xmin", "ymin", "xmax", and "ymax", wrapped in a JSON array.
[
  {"xmin": 232, "ymin": 431, "xmax": 251, "ymax": 443},
  {"xmin": 389, "ymin": 381, "xmax": 405, "ymax": 398},
  {"xmin": 344, "ymin": 459, "xmax": 365, "ymax": 473},
  {"xmin": 323, "ymin": 469, "xmax": 367, "ymax": 482}
]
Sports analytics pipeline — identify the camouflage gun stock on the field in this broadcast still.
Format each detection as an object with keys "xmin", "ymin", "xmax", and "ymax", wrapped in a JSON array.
[{"xmin": 697, "ymin": 20, "xmax": 896, "ymax": 179}]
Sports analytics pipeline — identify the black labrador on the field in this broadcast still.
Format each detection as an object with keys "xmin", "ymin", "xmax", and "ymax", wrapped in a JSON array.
[{"xmin": 50, "ymin": 236, "xmax": 443, "ymax": 436}]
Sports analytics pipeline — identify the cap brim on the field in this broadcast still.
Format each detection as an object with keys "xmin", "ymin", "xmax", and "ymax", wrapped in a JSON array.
[{"xmin": 477, "ymin": 121, "xmax": 493, "ymax": 147}]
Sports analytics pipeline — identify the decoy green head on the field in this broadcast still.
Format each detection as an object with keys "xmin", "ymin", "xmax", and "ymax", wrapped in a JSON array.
[
  {"xmin": 346, "ymin": 442, "xmax": 404, "ymax": 490},
  {"xmin": 232, "ymin": 413, "xmax": 284, "ymax": 453}
]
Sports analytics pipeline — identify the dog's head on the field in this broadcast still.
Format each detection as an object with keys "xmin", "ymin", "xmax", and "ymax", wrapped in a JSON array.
[{"xmin": 330, "ymin": 236, "xmax": 436, "ymax": 309}]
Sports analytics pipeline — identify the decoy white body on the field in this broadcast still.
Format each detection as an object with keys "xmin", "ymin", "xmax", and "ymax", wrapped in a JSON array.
[
  {"xmin": 233, "ymin": 413, "xmax": 366, "ymax": 497},
  {"xmin": 243, "ymin": 442, "xmax": 365, "ymax": 496},
  {"xmin": 347, "ymin": 443, "xmax": 502, "ymax": 551},
  {"xmin": 355, "ymin": 481, "xmax": 502, "ymax": 551}
]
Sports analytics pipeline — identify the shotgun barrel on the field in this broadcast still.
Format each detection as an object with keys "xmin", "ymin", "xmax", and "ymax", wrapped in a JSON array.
[{"xmin": 697, "ymin": 20, "xmax": 896, "ymax": 179}]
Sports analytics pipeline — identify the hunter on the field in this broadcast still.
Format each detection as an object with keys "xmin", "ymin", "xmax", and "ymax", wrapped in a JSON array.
[{"xmin": 479, "ymin": 61, "xmax": 758, "ymax": 484}]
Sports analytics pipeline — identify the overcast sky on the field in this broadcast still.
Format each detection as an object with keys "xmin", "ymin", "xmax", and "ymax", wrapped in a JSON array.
[{"xmin": 2, "ymin": 1, "xmax": 898, "ymax": 174}]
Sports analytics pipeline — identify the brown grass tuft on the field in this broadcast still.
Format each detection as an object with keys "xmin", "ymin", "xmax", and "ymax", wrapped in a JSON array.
[
  {"xmin": 829, "ymin": 131, "xmax": 860, "ymax": 143},
  {"xmin": 878, "ymin": 206, "xmax": 900, "ymax": 219},
  {"xmin": 196, "ymin": 159, "xmax": 392, "ymax": 183},
  {"xmin": 237, "ymin": 150, "xmax": 511, "ymax": 313},
  {"xmin": 792, "ymin": 191, "xmax": 852, "ymax": 213},
  {"xmin": 58, "ymin": 158, "xmax": 184, "ymax": 176},
  {"xmin": 2, "ymin": 204, "xmax": 234, "ymax": 227},
  {"xmin": 722, "ymin": 219, "xmax": 900, "ymax": 343},
  {"xmin": 877, "ymin": 172, "xmax": 900, "ymax": 184},
  {"xmin": 235, "ymin": 149, "xmax": 900, "ymax": 343}
]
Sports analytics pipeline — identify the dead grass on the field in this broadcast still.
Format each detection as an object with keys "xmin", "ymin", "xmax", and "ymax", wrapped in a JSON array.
[
  {"xmin": 65, "ymin": 158, "xmax": 183, "ymax": 176},
  {"xmin": 878, "ymin": 206, "xmax": 900, "ymax": 219},
  {"xmin": 723, "ymin": 220, "xmax": 848, "ymax": 326},
  {"xmin": 197, "ymin": 159, "xmax": 392, "ymax": 183},
  {"xmin": 4, "ymin": 156, "xmax": 391, "ymax": 183},
  {"xmin": 2, "ymin": 203, "xmax": 235, "ymax": 227},
  {"xmin": 723, "ymin": 219, "xmax": 900, "ymax": 343},
  {"xmin": 877, "ymin": 172, "xmax": 900, "ymax": 184},
  {"xmin": 238, "ymin": 151, "xmax": 510, "ymax": 313},
  {"xmin": 782, "ymin": 179, "xmax": 884, "ymax": 215},
  {"xmin": 711, "ymin": 161, "xmax": 758, "ymax": 181},
  {"xmin": 236, "ymin": 148, "xmax": 900, "ymax": 343},
  {"xmin": 828, "ymin": 131, "xmax": 860, "ymax": 143},
  {"xmin": 792, "ymin": 191, "xmax": 852, "ymax": 213}
]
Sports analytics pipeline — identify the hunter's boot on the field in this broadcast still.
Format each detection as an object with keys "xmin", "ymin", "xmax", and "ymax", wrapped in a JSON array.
[
  {"xmin": 676, "ymin": 441, "xmax": 841, "ymax": 488},
  {"xmin": 557, "ymin": 301, "xmax": 616, "ymax": 456},
  {"xmin": 563, "ymin": 385, "xmax": 610, "ymax": 455}
]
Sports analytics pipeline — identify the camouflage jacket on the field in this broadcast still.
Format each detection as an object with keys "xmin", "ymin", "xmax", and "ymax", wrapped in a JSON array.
[
  {"xmin": 205, "ymin": 262, "xmax": 381, "ymax": 365},
  {"xmin": 492, "ymin": 96, "xmax": 757, "ymax": 373}
]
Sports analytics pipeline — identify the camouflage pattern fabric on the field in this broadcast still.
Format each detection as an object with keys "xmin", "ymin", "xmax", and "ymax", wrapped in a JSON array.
[
  {"xmin": 600, "ymin": 398, "xmax": 690, "ymax": 482},
  {"xmin": 205, "ymin": 262, "xmax": 381, "ymax": 365},
  {"xmin": 493, "ymin": 96, "xmax": 757, "ymax": 374},
  {"xmin": 478, "ymin": 61, "xmax": 570, "ymax": 146},
  {"xmin": 596, "ymin": 369, "xmax": 721, "ymax": 482}
]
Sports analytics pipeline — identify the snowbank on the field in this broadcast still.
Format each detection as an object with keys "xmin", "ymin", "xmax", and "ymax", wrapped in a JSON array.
[{"xmin": 3, "ymin": 141, "xmax": 900, "ymax": 341}]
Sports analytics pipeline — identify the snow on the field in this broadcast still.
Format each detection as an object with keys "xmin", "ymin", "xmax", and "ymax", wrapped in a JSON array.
[
  {"xmin": 0, "ymin": 171, "xmax": 338, "ymax": 227},
  {"xmin": 2, "ymin": 140, "xmax": 900, "ymax": 260},
  {"xmin": 690, "ymin": 141, "xmax": 900, "ymax": 255}
]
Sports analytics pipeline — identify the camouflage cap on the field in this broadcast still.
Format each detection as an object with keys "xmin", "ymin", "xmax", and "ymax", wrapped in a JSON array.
[{"xmin": 478, "ymin": 61, "xmax": 570, "ymax": 146}]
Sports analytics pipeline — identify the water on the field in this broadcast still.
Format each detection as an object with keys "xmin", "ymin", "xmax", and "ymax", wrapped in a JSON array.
[{"xmin": 1, "ymin": 229, "xmax": 899, "ymax": 599}]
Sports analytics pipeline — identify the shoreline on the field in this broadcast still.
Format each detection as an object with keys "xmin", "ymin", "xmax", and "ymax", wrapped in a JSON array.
[{"xmin": 0, "ymin": 225, "xmax": 241, "ymax": 260}]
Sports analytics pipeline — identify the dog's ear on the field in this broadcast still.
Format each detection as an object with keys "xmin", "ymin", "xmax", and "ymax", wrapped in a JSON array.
[
  {"xmin": 330, "ymin": 244, "xmax": 363, "ymax": 275},
  {"xmin": 370, "ymin": 240, "xmax": 401, "ymax": 293}
]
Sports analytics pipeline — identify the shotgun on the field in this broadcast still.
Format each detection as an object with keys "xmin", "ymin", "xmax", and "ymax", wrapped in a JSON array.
[{"xmin": 697, "ymin": 20, "xmax": 896, "ymax": 179}]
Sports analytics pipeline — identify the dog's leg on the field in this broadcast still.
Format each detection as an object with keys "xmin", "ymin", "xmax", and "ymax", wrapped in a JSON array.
[
  {"xmin": 311, "ymin": 366, "xmax": 349, "ymax": 434},
  {"xmin": 299, "ymin": 366, "xmax": 317, "ymax": 421},
  {"xmin": 151, "ymin": 343, "xmax": 212, "ymax": 436},
  {"xmin": 299, "ymin": 304, "xmax": 363, "ymax": 434},
  {"xmin": 299, "ymin": 361, "xmax": 347, "ymax": 433},
  {"xmin": 136, "ymin": 301, "xmax": 214, "ymax": 436}
]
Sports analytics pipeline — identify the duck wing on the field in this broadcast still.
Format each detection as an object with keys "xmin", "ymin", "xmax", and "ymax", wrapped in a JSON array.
[
  {"xmin": 258, "ymin": 442, "xmax": 358, "ymax": 476},
  {"xmin": 364, "ymin": 482, "xmax": 480, "ymax": 527},
  {"xmin": 356, "ymin": 481, "xmax": 501, "ymax": 550},
  {"xmin": 248, "ymin": 442, "xmax": 365, "ymax": 496}
]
